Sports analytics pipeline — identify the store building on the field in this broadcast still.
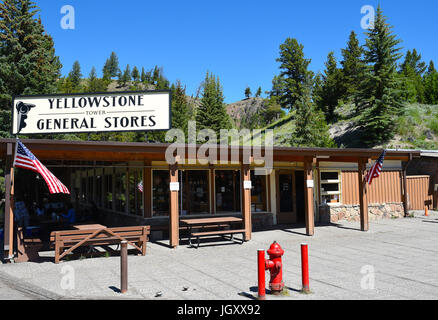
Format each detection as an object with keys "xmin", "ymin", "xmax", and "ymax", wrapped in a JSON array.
[{"xmin": 1, "ymin": 138, "xmax": 423, "ymax": 258}]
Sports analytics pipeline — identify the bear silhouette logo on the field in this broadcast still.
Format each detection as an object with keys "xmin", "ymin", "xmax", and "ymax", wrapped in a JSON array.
[{"xmin": 16, "ymin": 101, "xmax": 35, "ymax": 134}]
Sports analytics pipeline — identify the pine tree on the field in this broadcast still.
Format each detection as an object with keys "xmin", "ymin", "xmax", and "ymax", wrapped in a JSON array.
[
  {"xmin": 399, "ymin": 49, "xmax": 427, "ymax": 102},
  {"xmin": 196, "ymin": 72, "xmax": 232, "ymax": 134},
  {"xmin": 140, "ymin": 67, "xmax": 147, "ymax": 83},
  {"xmin": 356, "ymin": 5, "xmax": 403, "ymax": 146},
  {"xmin": 103, "ymin": 51, "xmax": 119, "ymax": 79},
  {"xmin": 244, "ymin": 86, "xmax": 252, "ymax": 99},
  {"xmin": 275, "ymin": 38, "xmax": 313, "ymax": 110},
  {"xmin": 291, "ymin": 73, "xmax": 335, "ymax": 147},
  {"xmin": 255, "ymin": 87, "xmax": 262, "ymax": 98},
  {"xmin": 340, "ymin": 31, "xmax": 365, "ymax": 103},
  {"xmin": 0, "ymin": 0, "xmax": 62, "ymax": 111},
  {"xmin": 122, "ymin": 64, "xmax": 131, "ymax": 86},
  {"xmin": 171, "ymin": 80, "xmax": 189, "ymax": 137},
  {"xmin": 424, "ymin": 60, "xmax": 438, "ymax": 105},
  {"xmin": 131, "ymin": 66, "xmax": 140, "ymax": 83},
  {"xmin": 87, "ymin": 66, "xmax": 107, "ymax": 93},
  {"xmin": 314, "ymin": 52, "xmax": 343, "ymax": 122},
  {"xmin": 68, "ymin": 61, "xmax": 82, "ymax": 90}
]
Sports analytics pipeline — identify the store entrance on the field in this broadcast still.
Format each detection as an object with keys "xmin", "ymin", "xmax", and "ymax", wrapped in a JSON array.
[
  {"xmin": 276, "ymin": 170, "xmax": 306, "ymax": 224},
  {"xmin": 181, "ymin": 170, "xmax": 210, "ymax": 215}
]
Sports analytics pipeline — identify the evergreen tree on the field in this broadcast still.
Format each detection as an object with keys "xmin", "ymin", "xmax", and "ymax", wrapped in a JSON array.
[
  {"xmin": 424, "ymin": 61, "xmax": 438, "ymax": 105},
  {"xmin": 68, "ymin": 61, "xmax": 82, "ymax": 90},
  {"xmin": 275, "ymin": 38, "xmax": 313, "ymax": 110},
  {"xmin": 399, "ymin": 49, "xmax": 426, "ymax": 102},
  {"xmin": 87, "ymin": 66, "xmax": 107, "ymax": 93},
  {"xmin": 340, "ymin": 31, "xmax": 365, "ymax": 103},
  {"xmin": 244, "ymin": 86, "xmax": 252, "ymax": 99},
  {"xmin": 0, "ymin": 0, "xmax": 62, "ymax": 112},
  {"xmin": 314, "ymin": 52, "xmax": 343, "ymax": 122},
  {"xmin": 171, "ymin": 80, "xmax": 189, "ymax": 137},
  {"xmin": 291, "ymin": 72, "xmax": 335, "ymax": 147},
  {"xmin": 131, "ymin": 66, "xmax": 140, "ymax": 83},
  {"xmin": 196, "ymin": 72, "xmax": 232, "ymax": 134},
  {"xmin": 356, "ymin": 5, "xmax": 403, "ymax": 146},
  {"xmin": 140, "ymin": 67, "xmax": 147, "ymax": 83},
  {"xmin": 122, "ymin": 64, "xmax": 131, "ymax": 86},
  {"xmin": 255, "ymin": 87, "xmax": 262, "ymax": 98},
  {"xmin": 103, "ymin": 51, "xmax": 119, "ymax": 79}
]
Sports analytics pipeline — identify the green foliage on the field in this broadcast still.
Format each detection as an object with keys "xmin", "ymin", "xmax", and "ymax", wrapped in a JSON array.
[
  {"xmin": 398, "ymin": 49, "xmax": 426, "ymax": 103},
  {"xmin": 255, "ymin": 87, "xmax": 262, "ymax": 98},
  {"xmin": 340, "ymin": 31, "xmax": 365, "ymax": 103},
  {"xmin": 131, "ymin": 66, "xmax": 140, "ymax": 83},
  {"xmin": 356, "ymin": 5, "xmax": 404, "ymax": 146},
  {"xmin": 314, "ymin": 52, "xmax": 344, "ymax": 122},
  {"xmin": 68, "ymin": 61, "xmax": 82, "ymax": 89},
  {"xmin": 292, "ymin": 94, "xmax": 336, "ymax": 148},
  {"xmin": 275, "ymin": 38, "xmax": 313, "ymax": 110},
  {"xmin": 423, "ymin": 62, "xmax": 438, "ymax": 104},
  {"xmin": 0, "ymin": 0, "xmax": 62, "ymax": 112},
  {"xmin": 171, "ymin": 80, "xmax": 190, "ymax": 137},
  {"xmin": 196, "ymin": 72, "xmax": 232, "ymax": 135},
  {"xmin": 86, "ymin": 66, "xmax": 107, "ymax": 93},
  {"xmin": 103, "ymin": 52, "xmax": 120, "ymax": 80},
  {"xmin": 244, "ymin": 86, "xmax": 251, "ymax": 99}
]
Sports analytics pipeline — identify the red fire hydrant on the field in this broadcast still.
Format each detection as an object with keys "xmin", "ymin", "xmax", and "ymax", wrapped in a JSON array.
[{"xmin": 265, "ymin": 241, "xmax": 284, "ymax": 295}]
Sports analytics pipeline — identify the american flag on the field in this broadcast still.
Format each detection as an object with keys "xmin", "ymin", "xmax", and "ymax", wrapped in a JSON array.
[
  {"xmin": 13, "ymin": 140, "xmax": 70, "ymax": 194},
  {"xmin": 365, "ymin": 150, "xmax": 386, "ymax": 185},
  {"xmin": 137, "ymin": 180, "xmax": 143, "ymax": 193}
]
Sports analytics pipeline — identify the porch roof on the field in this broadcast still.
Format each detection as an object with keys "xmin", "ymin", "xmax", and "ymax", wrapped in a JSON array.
[{"xmin": 0, "ymin": 138, "xmax": 421, "ymax": 163}]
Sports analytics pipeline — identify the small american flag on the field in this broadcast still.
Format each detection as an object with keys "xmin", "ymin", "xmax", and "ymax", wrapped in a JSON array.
[
  {"xmin": 137, "ymin": 180, "xmax": 143, "ymax": 193},
  {"xmin": 365, "ymin": 150, "xmax": 386, "ymax": 185},
  {"xmin": 13, "ymin": 140, "xmax": 70, "ymax": 194}
]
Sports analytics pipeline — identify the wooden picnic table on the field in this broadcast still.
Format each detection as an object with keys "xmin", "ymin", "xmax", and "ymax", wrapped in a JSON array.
[
  {"xmin": 180, "ymin": 216, "xmax": 245, "ymax": 248},
  {"xmin": 72, "ymin": 224, "xmax": 106, "ymax": 230}
]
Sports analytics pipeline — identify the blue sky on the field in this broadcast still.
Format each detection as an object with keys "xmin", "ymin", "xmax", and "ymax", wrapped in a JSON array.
[{"xmin": 35, "ymin": 0, "xmax": 438, "ymax": 103}]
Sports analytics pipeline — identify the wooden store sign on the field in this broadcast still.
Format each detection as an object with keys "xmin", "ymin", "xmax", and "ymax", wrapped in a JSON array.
[{"xmin": 12, "ymin": 90, "xmax": 171, "ymax": 135}]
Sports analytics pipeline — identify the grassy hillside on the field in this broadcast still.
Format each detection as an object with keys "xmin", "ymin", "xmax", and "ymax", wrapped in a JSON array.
[{"xmin": 245, "ymin": 103, "xmax": 438, "ymax": 149}]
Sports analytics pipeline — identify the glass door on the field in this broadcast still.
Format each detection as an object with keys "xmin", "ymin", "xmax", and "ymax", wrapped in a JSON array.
[
  {"xmin": 276, "ymin": 171, "xmax": 296, "ymax": 224},
  {"xmin": 215, "ymin": 170, "xmax": 241, "ymax": 213}
]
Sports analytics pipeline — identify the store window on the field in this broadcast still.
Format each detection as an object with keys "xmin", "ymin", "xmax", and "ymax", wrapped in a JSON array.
[
  {"xmin": 182, "ymin": 170, "xmax": 209, "ymax": 215},
  {"xmin": 320, "ymin": 171, "xmax": 341, "ymax": 204},
  {"xmin": 104, "ymin": 172, "xmax": 113, "ymax": 210},
  {"xmin": 96, "ymin": 173, "xmax": 103, "ymax": 208},
  {"xmin": 215, "ymin": 170, "xmax": 240, "ymax": 213},
  {"xmin": 115, "ymin": 169, "xmax": 127, "ymax": 212},
  {"xmin": 152, "ymin": 170, "xmax": 170, "ymax": 216},
  {"xmin": 251, "ymin": 172, "xmax": 267, "ymax": 212},
  {"xmin": 129, "ymin": 169, "xmax": 143, "ymax": 216}
]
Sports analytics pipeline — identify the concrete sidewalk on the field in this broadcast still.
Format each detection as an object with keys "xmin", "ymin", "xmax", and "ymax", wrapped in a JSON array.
[{"xmin": 1, "ymin": 211, "xmax": 438, "ymax": 300}]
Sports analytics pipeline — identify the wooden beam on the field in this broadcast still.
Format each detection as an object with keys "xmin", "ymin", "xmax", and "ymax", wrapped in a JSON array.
[
  {"xmin": 209, "ymin": 165, "xmax": 215, "ymax": 214},
  {"xmin": 169, "ymin": 163, "xmax": 179, "ymax": 248},
  {"xmin": 4, "ymin": 142, "xmax": 14, "ymax": 261},
  {"xmin": 358, "ymin": 159, "xmax": 369, "ymax": 232},
  {"xmin": 241, "ymin": 161, "xmax": 252, "ymax": 241},
  {"xmin": 304, "ymin": 158, "xmax": 315, "ymax": 236}
]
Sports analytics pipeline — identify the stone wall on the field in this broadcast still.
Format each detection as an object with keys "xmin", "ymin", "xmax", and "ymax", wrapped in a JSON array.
[{"xmin": 319, "ymin": 203, "xmax": 405, "ymax": 223}]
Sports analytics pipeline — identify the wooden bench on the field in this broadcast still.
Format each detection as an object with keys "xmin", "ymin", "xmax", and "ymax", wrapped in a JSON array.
[
  {"xmin": 50, "ymin": 226, "xmax": 150, "ymax": 264},
  {"xmin": 180, "ymin": 217, "xmax": 245, "ymax": 248},
  {"xmin": 190, "ymin": 229, "xmax": 246, "ymax": 248}
]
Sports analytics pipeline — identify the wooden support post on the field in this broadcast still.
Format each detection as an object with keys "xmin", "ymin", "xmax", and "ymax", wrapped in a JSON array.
[
  {"xmin": 241, "ymin": 157, "xmax": 252, "ymax": 241},
  {"xmin": 209, "ymin": 165, "xmax": 215, "ymax": 214},
  {"xmin": 4, "ymin": 142, "xmax": 14, "ymax": 261},
  {"xmin": 358, "ymin": 159, "xmax": 369, "ymax": 232},
  {"xmin": 143, "ymin": 161, "xmax": 152, "ymax": 218},
  {"xmin": 401, "ymin": 161, "xmax": 410, "ymax": 216},
  {"xmin": 304, "ymin": 158, "xmax": 315, "ymax": 236},
  {"xmin": 169, "ymin": 162, "xmax": 179, "ymax": 248}
]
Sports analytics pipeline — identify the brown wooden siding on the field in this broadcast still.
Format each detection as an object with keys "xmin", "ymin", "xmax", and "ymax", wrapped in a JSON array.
[
  {"xmin": 406, "ymin": 175, "xmax": 433, "ymax": 210},
  {"xmin": 341, "ymin": 171, "xmax": 402, "ymax": 205}
]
